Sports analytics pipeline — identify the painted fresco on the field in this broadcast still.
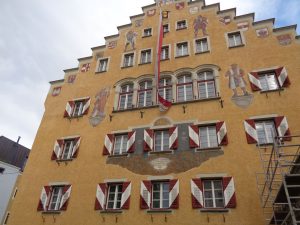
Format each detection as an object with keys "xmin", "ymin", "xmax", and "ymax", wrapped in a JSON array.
[
  {"xmin": 256, "ymin": 28, "xmax": 269, "ymax": 38},
  {"xmin": 237, "ymin": 22, "xmax": 249, "ymax": 31},
  {"xmin": 134, "ymin": 19, "xmax": 143, "ymax": 27},
  {"xmin": 193, "ymin": 15, "xmax": 208, "ymax": 37},
  {"xmin": 219, "ymin": 16, "xmax": 231, "ymax": 25},
  {"xmin": 277, "ymin": 34, "xmax": 292, "ymax": 46},
  {"xmin": 146, "ymin": 9, "xmax": 156, "ymax": 17},
  {"xmin": 124, "ymin": 31, "xmax": 138, "ymax": 51},
  {"xmin": 189, "ymin": 6, "xmax": 199, "ymax": 14},
  {"xmin": 67, "ymin": 75, "xmax": 76, "ymax": 84},
  {"xmin": 81, "ymin": 63, "xmax": 90, "ymax": 72},
  {"xmin": 107, "ymin": 40, "xmax": 117, "ymax": 49},
  {"xmin": 52, "ymin": 87, "xmax": 61, "ymax": 96},
  {"xmin": 175, "ymin": 2, "xmax": 185, "ymax": 10}
]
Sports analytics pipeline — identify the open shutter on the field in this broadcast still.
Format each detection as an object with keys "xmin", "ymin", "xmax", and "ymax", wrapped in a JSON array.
[
  {"xmin": 95, "ymin": 183, "xmax": 107, "ymax": 210},
  {"xmin": 169, "ymin": 127, "xmax": 178, "ymax": 150},
  {"xmin": 121, "ymin": 182, "xmax": 131, "ymax": 209},
  {"xmin": 140, "ymin": 180, "xmax": 151, "ymax": 209},
  {"xmin": 127, "ymin": 131, "xmax": 136, "ymax": 153},
  {"xmin": 244, "ymin": 119, "xmax": 258, "ymax": 144},
  {"xmin": 144, "ymin": 129, "xmax": 154, "ymax": 152},
  {"xmin": 103, "ymin": 134, "xmax": 114, "ymax": 155},
  {"xmin": 223, "ymin": 177, "xmax": 236, "ymax": 208},
  {"xmin": 275, "ymin": 116, "xmax": 291, "ymax": 141},
  {"xmin": 82, "ymin": 97, "xmax": 91, "ymax": 115},
  {"xmin": 248, "ymin": 72, "xmax": 262, "ymax": 91},
  {"xmin": 190, "ymin": 179, "xmax": 203, "ymax": 208},
  {"xmin": 275, "ymin": 67, "xmax": 290, "ymax": 87},
  {"xmin": 216, "ymin": 121, "xmax": 228, "ymax": 145},
  {"xmin": 37, "ymin": 186, "xmax": 51, "ymax": 211},
  {"xmin": 59, "ymin": 185, "xmax": 72, "ymax": 210},
  {"xmin": 64, "ymin": 101, "xmax": 74, "ymax": 118},
  {"xmin": 51, "ymin": 139, "xmax": 64, "ymax": 160},
  {"xmin": 71, "ymin": 137, "xmax": 81, "ymax": 158},
  {"xmin": 169, "ymin": 179, "xmax": 179, "ymax": 209},
  {"xmin": 188, "ymin": 125, "xmax": 199, "ymax": 148}
]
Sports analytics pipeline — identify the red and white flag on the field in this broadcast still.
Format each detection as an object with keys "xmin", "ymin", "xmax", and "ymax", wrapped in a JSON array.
[{"xmin": 155, "ymin": 8, "xmax": 171, "ymax": 111}]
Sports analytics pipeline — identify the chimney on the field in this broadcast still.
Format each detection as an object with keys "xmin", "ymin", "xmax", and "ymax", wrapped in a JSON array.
[{"xmin": 17, "ymin": 136, "xmax": 21, "ymax": 144}]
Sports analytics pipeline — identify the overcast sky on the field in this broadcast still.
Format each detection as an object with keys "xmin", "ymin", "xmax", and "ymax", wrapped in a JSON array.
[{"xmin": 0, "ymin": 0, "xmax": 299, "ymax": 149}]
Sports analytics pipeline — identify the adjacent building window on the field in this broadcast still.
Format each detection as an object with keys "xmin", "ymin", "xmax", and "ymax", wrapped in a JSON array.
[
  {"xmin": 258, "ymin": 72, "xmax": 279, "ymax": 91},
  {"xmin": 228, "ymin": 32, "xmax": 243, "ymax": 47},
  {"xmin": 138, "ymin": 80, "xmax": 153, "ymax": 107},
  {"xmin": 48, "ymin": 186, "xmax": 64, "ymax": 211},
  {"xmin": 161, "ymin": 46, "xmax": 170, "ymax": 60},
  {"xmin": 97, "ymin": 58, "xmax": 108, "ymax": 72},
  {"xmin": 255, "ymin": 120, "xmax": 277, "ymax": 144},
  {"xmin": 113, "ymin": 134, "xmax": 128, "ymax": 155},
  {"xmin": 158, "ymin": 77, "xmax": 172, "ymax": 102},
  {"xmin": 140, "ymin": 49, "xmax": 152, "ymax": 64},
  {"xmin": 176, "ymin": 20, "xmax": 187, "ymax": 30},
  {"xmin": 118, "ymin": 84, "xmax": 134, "ymax": 110},
  {"xmin": 143, "ymin": 28, "xmax": 152, "ymax": 37},
  {"xmin": 163, "ymin": 24, "xmax": 169, "ymax": 33},
  {"xmin": 123, "ymin": 53, "xmax": 134, "ymax": 67},
  {"xmin": 203, "ymin": 180, "xmax": 224, "ymax": 208},
  {"xmin": 106, "ymin": 184, "xmax": 123, "ymax": 209},
  {"xmin": 197, "ymin": 71, "xmax": 216, "ymax": 99},
  {"xmin": 152, "ymin": 182, "xmax": 170, "ymax": 209},
  {"xmin": 195, "ymin": 38, "xmax": 209, "ymax": 53},
  {"xmin": 176, "ymin": 42, "xmax": 188, "ymax": 57},
  {"xmin": 177, "ymin": 74, "xmax": 193, "ymax": 102},
  {"xmin": 154, "ymin": 130, "xmax": 169, "ymax": 152},
  {"xmin": 199, "ymin": 126, "xmax": 218, "ymax": 148}
]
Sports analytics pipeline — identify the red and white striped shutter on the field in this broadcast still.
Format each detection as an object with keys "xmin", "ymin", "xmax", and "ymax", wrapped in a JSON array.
[
  {"xmin": 244, "ymin": 119, "xmax": 258, "ymax": 144},
  {"xmin": 223, "ymin": 177, "xmax": 236, "ymax": 208},
  {"xmin": 188, "ymin": 125, "xmax": 199, "ymax": 148},
  {"xmin": 144, "ymin": 129, "xmax": 154, "ymax": 152},
  {"xmin": 169, "ymin": 127, "xmax": 178, "ymax": 150},
  {"xmin": 248, "ymin": 72, "xmax": 262, "ymax": 91},
  {"xmin": 60, "ymin": 185, "xmax": 72, "ymax": 210},
  {"xmin": 127, "ymin": 131, "xmax": 136, "ymax": 153},
  {"xmin": 103, "ymin": 134, "xmax": 114, "ymax": 155},
  {"xmin": 169, "ymin": 179, "xmax": 179, "ymax": 209},
  {"xmin": 51, "ymin": 139, "xmax": 64, "ymax": 160},
  {"xmin": 190, "ymin": 179, "xmax": 203, "ymax": 208},
  {"xmin": 64, "ymin": 101, "xmax": 74, "ymax": 117},
  {"xmin": 216, "ymin": 121, "xmax": 228, "ymax": 145},
  {"xmin": 275, "ymin": 116, "xmax": 291, "ymax": 141},
  {"xmin": 121, "ymin": 182, "xmax": 131, "ymax": 209},
  {"xmin": 275, "ymin": 67, "xmax": 290, "ymax": 87},
  {"xmin": 95, "ymin": 183, "xmax": 107, "ymax": 210},
  {"xmin": 82, "ymin": 98, "xmax": 91, "ymax": 115},
  {"xmin": 37, "ymin": 186, "xmax": 51, "ymax": 211},
  {"xmin": 140, "ymin": 181, "xmax": 151, "ymax": 209},
  {"xmin": 71, "ymin": 137, "xmax": 81, "ymax": 158}
]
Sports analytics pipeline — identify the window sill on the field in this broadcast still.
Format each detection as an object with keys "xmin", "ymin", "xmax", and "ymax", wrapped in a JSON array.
[
  {"xmin": 173, "ymin": 96, "xmax": 221, "ymax": 106},
  {"xmin": 149, "ymin": 150, "xmax": 173, "ymax": 155},
  {"xmin": 228, "ymin": 44, "xmax": 245, "ymax": 49},
  {"xmin": 163, "ymin": 31, "xmax": 169, "ymax": 34},
  {"xmin": 147, "ymin": 209, "xmax": 172, "ymax": 213},
  {"xmin": 260, "ymin": 88, "xmax": 284, "ymax": 93},
  {"xmin": 142, "ymin": 35, "xmax": 152, "ymax": 38},
  {"xmin": 175, "ymin": 54, "xmax": 189, "ymax": 59},
  {"xmin": 95, "ymin": 70, "xmax": 107, "ymax": 74},
  {"xmin": 200, "ymin": 208, "xmax": 229, "ymax": 213},
  {"xmin": 138, "ymin": 62, "xmax": 152, "ymax": 66},
  {"xmin": 256, "ymin": 143, "xmax": 274, "ymax": 147},
  {"xmin": 108, "ymin": 153, "xmax": 129, "ymax": 158},
  {"xmin": 195, "ymin": 146, "xmax": 222, "ymax": 152},
  {"xmin": 100, "ymin": 210, "xmax": 123, "ymax": 214},
  {"xmin": 176, "ymin": 27, "xmax": 187, "ymax": 31},
  {"xmin": 67, "ymin": 115, "xmax": 84, "ymax": 119},
  {"xmin": 42, "ymin": 210, "xmax": 61, "ymax": 214},
  {"xmin": 121, "ymin": 65, "xmax": 134, "ymax": 69},
  {"xmin": 56, "ymin": 158, "xmax": 73, "ymax": 162},
  {"xmin": 195, "ymin": 50, "xmax": 210, "ymax": 55},
  {"xmin": 160, "ymin": 58, "xmax": 170, "ymax": 61},
  {"xmin": 112, "ymin": 105, "xmax": 157, "ymax": 113}
]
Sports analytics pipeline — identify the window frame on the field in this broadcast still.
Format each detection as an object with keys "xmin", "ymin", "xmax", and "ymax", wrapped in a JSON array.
[
  {"xmin": 48, "ymin": 186, "xmax": 64, "ymax": 211},
  {"xmin": 175, "ymin": 41, "xmax": 189, "ymax": 57},
  {"xmin": 60, "ymin": 139, "xmax": 75, "ymax": 160},
  {"xmin": 176, "ymin": 74, "xmax": 193, "ymax": 102},
  {"xmin": 139, "ymin": 49, "xmax": 152, "ymax": 64},
  {"xmin": 255, "ymin": 120, "xmax": 277, "ymax": 145},
  {"xmin": 151, "ymin": 181, "xmax": 170, "ymax": 209},
  {"xmin": 203, "ymin": 179, "xmax": 225, "ymax": 209},
  {"xmin": 258, "ymin": 71, "xmax": 280, "ymax": 92},
  {"xmin": 118, "ymin": 83, "xmax": 134, "ymax": 110},
  {"xmin": 158, "ymin": 77, "xmax": 172, "ymax": 103},
  {"xmin": 197, "ymin": 70, "xmax": 217, "ymax": 99},
  {"xmin": 161, "ymin": 45, "xmax": 170, "ymax": 61},
  {"xmin": 112, "ymin": 134, "xmax": 128, "ymax": 155},
  {"xmin": 122, "ymin": 52, "xmax": 135, "ymax": 68},
  {"xmin": 154, "ymin": 129, "xmax": 170, "ymax": 152},
  {"xmin": 106, "ymin": 183, "xmax": 123, "ymax": 210},
  {"xmin": 96, "ymin": 57, "xmax": 109, "ymax": 73},
  {"xmin": 176, "ymin": 20, "xmax": 187, "ymax": 30},
  {"xmin": 198, "ymin": 125, "xmax": 218, "ymax": 149},
  {"xmin": 226, "ymin": 31, "xmax": 244, "ymax": 48},
  {"xmin": 72, "ymin": 100, "xmax": 85, "ymax": 117},
  {"xmin": 194, "ymin": 37, "xmax": 210, "ymax": 54},
  {"xmin": 138, "ymin": 80, "xmax": 153, "ymax": 107},
  {"xmin": 143, "ymin": 28, "xmax": 152, "ymax": 37},
  {"xmin": 163, "ymin": 24, "xmax": 169, "ymax": 33}
]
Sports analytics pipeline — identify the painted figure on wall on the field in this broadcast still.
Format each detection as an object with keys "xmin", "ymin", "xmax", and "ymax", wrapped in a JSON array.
[
  {"xmin": 89, "ymin": 87, "xmax": 110, "ymax": 127},
  {"xmin": 124, "ymin": 31, "xmax": 138, "ymax": 51},
  {"xmin": 225, "ymin": 64, "xmax": 249, "ymax": 97},
  {"xmin": 193, "ymin": 15, "xmax": 208, "ymax": 37}
]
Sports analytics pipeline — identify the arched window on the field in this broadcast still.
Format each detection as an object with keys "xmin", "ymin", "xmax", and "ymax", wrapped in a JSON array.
[
  {"xmin": 197, "ymin": 70, "xmax": 216, "ymax": 99},
  {"xmin": 158, "ymin": 77, "xmax": 172, "ymax": 102},
  {"xmin": 138, "ymin": 80, "xmax": 153, "ymax": 107},
  {"xmin": 177, "ymin": 74, "xmax": 193, "ymax": 102},
  {"xmin": 118, "ymin": 83, "xmax": 133, "ymax": 110}
]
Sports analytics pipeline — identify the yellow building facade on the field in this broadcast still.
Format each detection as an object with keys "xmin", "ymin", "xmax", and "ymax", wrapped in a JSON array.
[{"xmin": 7, "ymin": 0, "xmax": 300, "ymax": 225}]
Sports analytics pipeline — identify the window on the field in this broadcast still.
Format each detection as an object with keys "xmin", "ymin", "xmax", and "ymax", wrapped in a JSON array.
[
  {"xmin": 72, "ymin": 101, "xmax": 84, "ymax": 117},
  {"xmin": 52, "ymin": 137, "xmax": 80, "ymax": 161},
  {"xmin": 161, "ymin": 46, "xmax": 169, "ymax": 60},
  {"xmin": 203, "ymin": 180, "xmax": 224, "ymax": 208},
  {"xmin": 113, "ymin": 134, "xmax": 128, "ymax": 155},
  {"xmin": 255, "ymin": 120, "xmax": 276, "ymax": 144},
  {"xmin": 138, "ymin": 80, "xmax": 153, "ymax": 107},
  {"xmin": 258, "ymin": 72, "xmax": 279, "ymax": 91},
  {"xmin": 48, "ymin": 186, "xmax": 64, "ymax": 211},
  {"xmin": 158, "ymin": 77, "xmax": 172, "ymax": 102},
  {"xmin": 64, "ymin": 98, "xmax": 90, "ymax": 118},
  {"xmin": 106, "ymin": 184, "xmax": 123, "ymax": 209},
  {"xmin": 140, "ymin": 49, "xmax": 152, "ymax": 64},
  {"xmin": 176, "ymin": 42, "xmax": 188, "ymax": 57},
  {"xmin": 118, "ymin": 84, "xmax": 133, "ymax": 110},
  {"xmin": 177, "ymin": 74, "xmax": 193, "ymax": 102},
  {"xmin": 176, "ymin": 20, "xmax": 187, "ymax": 30},
  {"xmin": 195, "ymin": 38, "xmax": 209, "ymax": 53},
  {"xmin": 154, "ymin": 130, "xmax": 169, "ymax": 152},
  {"xmin": 228, "ymin": 32, "xmax": 243, "ymax": 47},
  {"xmin": 199, "ymin": 126, "xmax": 218, "ymax": 148},
  {"xmin": 123, "ymin": 53, "xmax": 134, "ymax": 67},
  {"xmin": 163, "ymin": 24, "xmax": 169, "ymax": 33},
  {"xmin": 0, "ymin": 167, "xmax": 5, "ymax": 174},
  {"xmin": 97, "ymin": 58, "xmax": 108, "ymax": 72},
  {"xmin": 143, "ymin": 28, "xmax": 152, "ymax": 37},
  {"xmin": 61, "ymin": 139, "xmax": 75, "ymax": 160},
  {"xmin": 152, "ymin": 182, "xmax": 169, "ymax": 209},
  {"xmin": 197, "ymin": 71, "xmax": 216, "ymax": 99}
]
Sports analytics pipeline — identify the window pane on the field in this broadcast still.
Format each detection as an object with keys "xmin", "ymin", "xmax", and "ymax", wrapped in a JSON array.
[
  {"xmin": 215, "ymin": 198, "xmax": 224, "ymax": 208},
  {"xmin": 205, "ymin": 199, "xmax": 213, "ymax": 208}
]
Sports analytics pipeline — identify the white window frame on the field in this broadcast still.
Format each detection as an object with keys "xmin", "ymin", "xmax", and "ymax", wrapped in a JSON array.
[
  {"xmin": 175, "ymin": 41, "xmax": 189, "ymax": 57},
  {"xmin": 138, "ymin": 80, "xmax": 153, "ymax": 107},
  {"xmin": 163, "ymin": 24, "xmax": 170, "ymax": 33},
  {"xmin": 72, "ymin": 100, "xmax": 85, "ymax": 117},
  {"xmin": 139, "ymin": 49, "xmax": 152, "ymax": 64},
  {"xmin": 226, "ymin": 31, "xmax": 245, "ymax": 48},
  {"xmin": 118, "ymin": 84, "xmax": 134, "ymax": 110},
  {"xmin": 197, "ymin": 70, "xmax": 216, "ymax": 99},
  {"xmin": 113, "ymin": 134, "xmax": 128, "ymax": 155},
  {"xmin": 255, "ymin": 120, "xmax": 277, "ymax": 144},
  {"xmin": 258, "ymin": 72, "xmax": 279, "ymax": 91},
  {"xmin": 60, "ymin": 139, "xmax": 75, "ymax": 160},
  {"xmin": 194, "ymin": 37, "xmax": 210, "ymax": 54},
  {"xmin": 143, "ymin": 28, "xmax": 152, "ymax": 37},
  {"xmin": 96, "ymin": 57, "xmax": 110, "ymax": 72},
  {"xmin": 121, "ymin": 52, "xmax": 135, "ymax": 68},
  {"xmin": 48, "ymin": 186, "xmax": 64, "ymax": 211},
  {"xmin": 203, "ymin": 179, "xmax": 224, "ymax": 208},
  {"xmin": 177, "ymin": 74, "xmax": 193, "ymax": 102},
  {"xmin": 106, "ymin": 183, "xmax": 123, "ymax": 210},
  {"xmin": 199, "ymin": 125, "xmax": 218, "ymax": 149},
  {"xmin": 176, "ymin": 19, "xmax": 187, "ymax": 30},
  {"xmin": 151, "ymin": 181, "xmax": 170, "ymax": 209},
  {"xmin": 158, "ymin": 77, "xmax": 173, "ymax": 102},
  {"xmin": 154, "ymin": 130, "xmax": 169, "ymax": 152},
  {"xmin": 161, "ymin": 45, "xmax": 170, "ymax": 60}
]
